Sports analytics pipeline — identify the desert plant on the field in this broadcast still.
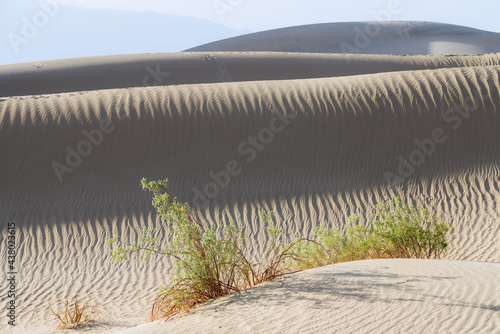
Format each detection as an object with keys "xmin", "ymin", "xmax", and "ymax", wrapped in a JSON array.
[
  {"xmin": 109, "ymin": 179, "xmax": 451, "ymax": 321},
  {"xmin": 287, "ymin": 215, "xmax": 376, "ymax": 270},
  {"xmin": 107, "ymin": 178, "xmax": 301, "ymax": 321},
  {"xmin": 50, "ymin": 298, "xmax": 109, "ymax": 329},
  {"xmin": 286, "ymin": 225, "xmax": 341, "ymax": 270},
  {"xmin": 288, "ymin": 197, "xmax": 451, "ymax": 269},
  {"xmin": 371, "ymin": 197, "xmax": 451, "ymax": 259},
  {"xmin": 149, "ymin": 212, "xmax": 302, "ymax": 321},
  {"xmin": 338, "ymin": 214, "xmax": 388, "ymax": 262}
]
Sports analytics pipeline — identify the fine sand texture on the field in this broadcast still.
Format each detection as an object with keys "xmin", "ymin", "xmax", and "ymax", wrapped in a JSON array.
[
  {"xmin": 115, "ymin": 259, "xmax": 500, "ymax": 334},
  {"xmin": 0, "ymin": 64, "xmax": 499, "ymax": 333},
  {"xmin": 2, "ymin": 52, "xmax": 500, "ymax": 98},
  {"xmin": 187, "ymin": 22, "xmax": 500, "ymax": 55},
  {"xmin": 1, "ymin": 21, "xmax": 500, "ymax": 333}
]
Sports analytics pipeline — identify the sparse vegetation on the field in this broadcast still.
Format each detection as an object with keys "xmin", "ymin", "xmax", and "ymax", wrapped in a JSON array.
[
  {"xmin": 50, "ymin": 298, "xmax": 109, "ymax": 329},
  {"xmin": 107, "ymin": 178, "xmax": 302, "ymax": 321},
  {"xmin": 288, "ymin": 197, "xmax": 451, "ymax": 270},
  {"xmin": 107, "ymin": 179, "xmax": 451, "ymax": 322},
  {"xmin": 372, "ymin": 197, "xmax": 451, "ymax": 258}
]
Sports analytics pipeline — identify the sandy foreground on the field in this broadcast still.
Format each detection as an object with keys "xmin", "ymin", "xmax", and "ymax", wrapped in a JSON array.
[
  {"xmin": 1, "ymin": 22, "xmax": 500, "ymax": 333},
  {"xmin": 116, "ymin": 259, "xmax": 500, "ymax": 334}
]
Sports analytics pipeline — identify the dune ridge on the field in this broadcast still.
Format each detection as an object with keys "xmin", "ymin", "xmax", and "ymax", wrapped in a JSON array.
[
  {"xmin": 1, "ymin": 52, "xmax": 500, "ymax": 98},
  {"xmin": 1, "ymin": 62, "xmax": 500, "ymax": 333}
]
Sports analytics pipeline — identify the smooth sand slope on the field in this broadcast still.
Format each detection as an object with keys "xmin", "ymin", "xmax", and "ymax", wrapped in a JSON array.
[
  {"xmin": 2, "ymin": 52, "xmax": 500, "ymax": 98},
  {"xmin": 0, "ymin": 63, "xmax": 499, "ymax": 333},
  {"xmin": 187, "ymin": 22, "xmax": 500, "ymax": 55},
  {"xmin": 117, "ymin": 259, "xmax": 500, "ymax": 334}
]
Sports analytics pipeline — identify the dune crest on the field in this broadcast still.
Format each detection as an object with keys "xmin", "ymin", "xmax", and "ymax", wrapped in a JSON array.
[{"xmin": 2, "ymin": 52, "xmax": 499, "ymax": 98}]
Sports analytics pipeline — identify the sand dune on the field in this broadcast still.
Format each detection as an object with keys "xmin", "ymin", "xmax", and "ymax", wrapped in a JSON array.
[
  {"xmin": 117, "ymin": 259, "xmax": 500, "ymax": 334},
  {"xmin": 1, "ymin": 60, "xmax": 500, "ymax": 333},
  {"xmin": 2, "ymin": 52, "xmax": 500, "ymax": 98},
  {"xmin": 187, "ymin": 22, "xmax": 500, "ymax": 55}
]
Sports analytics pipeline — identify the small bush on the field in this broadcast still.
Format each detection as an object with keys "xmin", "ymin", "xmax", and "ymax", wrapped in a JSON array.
[
  {"xmin": 107, "ymin": 178, "xmax": 300, "ymax": 321},
  {"xmin": 286, "ymin": 225, "xmax": 341, "ymax": 270},
  {"xmin": 371, "ymin": 197, "xmax": 451, "ymax": 259},
  {"xmin": 288, "ymin": 215, "xmax": 379, "ymax": 270},
  {"xmin": 51, "ymin": 298, "xmax": 109, "ymax": 329},
  {"xmin": 289, "ymin": 197, "xmax": 451, "ymax": 270},
  {"xmin": 108, "ymin": 182, "xmax": 451, "ymax": 321}
]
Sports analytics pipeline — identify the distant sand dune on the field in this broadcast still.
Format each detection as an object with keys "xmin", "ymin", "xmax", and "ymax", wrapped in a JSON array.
[
  {"xmin": 187, "ymin": 22, "xmax": 500, "ymax": 55},
  {"xmin": 1, "ymin": 52, "xmax": 500, "ymax": 97},
  {"xmin": 1, "ymin": 46, "xmax": 500, "ymax": 332}
]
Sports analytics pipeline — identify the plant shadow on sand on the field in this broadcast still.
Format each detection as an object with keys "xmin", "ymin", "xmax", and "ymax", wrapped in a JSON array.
[{"xmin": 193, "ymin": 266, "xmax": 461, "ymax": 315}]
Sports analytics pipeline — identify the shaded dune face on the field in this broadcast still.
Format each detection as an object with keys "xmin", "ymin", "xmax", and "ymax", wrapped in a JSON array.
[
  {"xmin": 2, "ymin": 52, "xmax": 499, "ymax": 98},
  {"xmin": 1, "ymin": 66, "xmax": 499, "ymax": 261},
  {"xmin": 1, "ymin": 65, "xmax": 500, "ymax": 332}
]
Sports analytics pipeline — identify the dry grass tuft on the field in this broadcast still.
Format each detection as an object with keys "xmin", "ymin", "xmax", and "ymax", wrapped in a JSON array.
[
  {"xmin": 150, "ymin": 285, "xmax": 208, "ymax": 321},
  {"xmin": 50, "ymin": 298, "xmax": 109, "ymax": 329},
  {"xmin": 148, "ymin": 238, "xmax": 303, "ymax": 322}
]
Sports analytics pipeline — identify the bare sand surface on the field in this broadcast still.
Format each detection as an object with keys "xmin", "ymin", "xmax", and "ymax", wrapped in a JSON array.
[
  {"xmin": 115, "ymin": 259, "xmax": 500, "ymax": 334},
  {"xmin": 1, "ymin": 22, "xmax": 499, "ymax": 334}
]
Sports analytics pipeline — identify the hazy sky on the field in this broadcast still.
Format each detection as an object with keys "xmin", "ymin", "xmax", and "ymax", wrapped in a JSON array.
[
  {"xmin": 3, "ymin": 0, "xmax": 500, "ymax": 32},
  {"xmin": 1, "ymin": 0, "xmax": 499, "ymax": 65},
  {"xmin": 55, "ymin": 0, "xmax": 500, "ymax": 32}
]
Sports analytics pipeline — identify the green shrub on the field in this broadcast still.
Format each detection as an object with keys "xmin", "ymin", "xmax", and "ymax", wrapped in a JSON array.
[
  {"xmin": 107, "ymin": 178, "xmax": 298, "ymax": 321},
  {"xmin": 371, "ymin": 197, "xmax": 451, "ymax": 259},
  {"xmin": 286, "ymin": 225, "xmax": 341, "ymax": 270},
  {"xmin": 288, "ymin": 197, "xmax": 451, "ymax": 270},
  {"xmin": 288, "ymin": 215, "xmax": 379, "ymax": 270}
]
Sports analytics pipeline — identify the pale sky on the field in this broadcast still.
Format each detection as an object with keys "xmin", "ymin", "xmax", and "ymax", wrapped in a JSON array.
[
  {"xmin": 3, "ymin": 0, "xmax": 500, "ymax": 32},
  {"xmin": 1, "ymin": 0, "xmax": 499, "ymax": 65},
  {"xmin": 55, "ymin": 0, "xmax": 500, "ymax": 32}
]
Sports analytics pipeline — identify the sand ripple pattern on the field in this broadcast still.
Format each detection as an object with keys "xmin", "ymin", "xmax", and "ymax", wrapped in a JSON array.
[{"xmin": 0, "ymin": 65, "xmax": 499, "ymax": 333}]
